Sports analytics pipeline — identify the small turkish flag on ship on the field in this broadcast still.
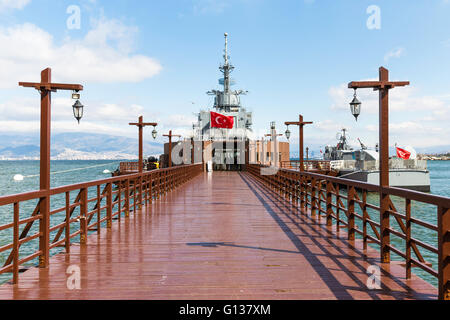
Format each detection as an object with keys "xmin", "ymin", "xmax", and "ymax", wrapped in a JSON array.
[
  {"xmin": 396, "ymin": 147, "xmax": 411, "ymax": 160},
  {"xmin": 210, "ymin": 111, "xmax": 234, "ymax": 129}
]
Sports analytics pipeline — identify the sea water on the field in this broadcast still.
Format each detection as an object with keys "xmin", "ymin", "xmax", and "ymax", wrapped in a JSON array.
[{"xmin": 0, "ymin": 160, "xmax": 121, "ymax": 284}]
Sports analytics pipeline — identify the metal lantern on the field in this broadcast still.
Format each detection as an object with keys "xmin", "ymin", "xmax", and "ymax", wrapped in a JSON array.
[
  {"xmin": 285, "ymin": 126, "xmax": 291, "ymax": 140},
  {"xmin": 72, "ymin": 100, "xmax": 84, "ymax": 124},
  {"xmin": 152, "ymin": 127, "xmax": 158, "ymax": 140},
  {"xmin": 350, "ymin": 89, "xmax": 361, "ymax": 121}
]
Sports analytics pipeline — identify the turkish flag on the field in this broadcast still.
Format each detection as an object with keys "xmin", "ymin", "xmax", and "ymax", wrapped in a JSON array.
[
  {"xmin": 396, "ymin": 147, "xmax": 411, "ymax": 160},
  {"xmin": 210, "ymin": 111, "xmax": 234, "ymax": 129}
]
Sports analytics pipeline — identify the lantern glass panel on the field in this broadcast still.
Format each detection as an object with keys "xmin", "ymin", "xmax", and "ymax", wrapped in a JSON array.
[
  {"xmin": 72, "ymin": 100, "xmax": 84, "ymax": 123},
  {"xmin": 285, "ymin": 128, "xmax": 291, "ymax": 140}
]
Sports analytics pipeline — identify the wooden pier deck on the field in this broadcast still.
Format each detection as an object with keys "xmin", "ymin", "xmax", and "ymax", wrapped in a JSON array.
[{"xmin": 0, "ymin": 172, "xmax": 438, "ymax": 300}]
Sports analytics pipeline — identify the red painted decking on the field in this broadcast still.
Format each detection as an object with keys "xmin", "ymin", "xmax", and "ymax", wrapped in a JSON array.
[{"xmin": 0, "ymin": 172, "xmax": 437, "ymax": 300}]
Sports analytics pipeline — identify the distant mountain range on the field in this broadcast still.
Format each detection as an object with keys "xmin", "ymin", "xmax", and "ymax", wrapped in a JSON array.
[{"xmin": 0, "ymin": 133, "xmax": 163, "ymax": 160}]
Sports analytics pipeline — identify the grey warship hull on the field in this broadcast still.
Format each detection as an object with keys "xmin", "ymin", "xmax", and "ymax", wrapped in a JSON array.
[{"xmin": 337, "ymin": 168, "xmax": 431, "ymax": 192}]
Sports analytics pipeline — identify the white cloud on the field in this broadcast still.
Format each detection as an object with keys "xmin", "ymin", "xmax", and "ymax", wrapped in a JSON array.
[
  {"xmin": 0, "ymin": 94, "xmax": 201, "ymax": 143},
  {"xmin": 0, "ymin": 0, "xmax": 30, "ymax": 12},
  {"xmin": 384, "ymin": 47, "xmax": 405, "ymax": 62},
  {"xmin": 0, "ymin": 18, "xmax": 162, "ymax": 88},
  {"xmin": 328, "ymin": 82, "xmax": 450, "ymax": 148}
]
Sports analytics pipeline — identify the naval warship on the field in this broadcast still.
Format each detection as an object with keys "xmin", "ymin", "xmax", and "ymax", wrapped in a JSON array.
[
  {"xmin": 323, "ymin": 128, "xmax": 431, "ymax": 192},
  {"xmin": 192, "ymin": 33, "xmax": 253, "ymax": 171}
]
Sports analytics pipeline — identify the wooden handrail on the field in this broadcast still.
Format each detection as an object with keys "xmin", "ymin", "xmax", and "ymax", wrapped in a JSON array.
[
  {"xmin": 0, "ymin": 164, "xmax": 203, "ymax": 285},
  {"xmin": 247, "ymin": 164, "xmax": 450, "ymax": 300}
]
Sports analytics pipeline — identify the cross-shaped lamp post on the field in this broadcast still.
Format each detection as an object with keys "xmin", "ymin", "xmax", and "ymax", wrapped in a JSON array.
[
  {"xmin": 163, "ymin": 130, "xmax": 182, "ymax": 168},
  {"xmin": 348, "ymin": 66, "xmax": 409, "ymax": 263},
  {"xmin": 19, "ymin": 67, "xmax": 84, "ymax": 268},
  {"xmin": 129, "ymin": 116, "xmax": 158, "ymax": 173},
  {"xmin": 285, "ymin": 115, "xmax": 313, "ymax": 172}
]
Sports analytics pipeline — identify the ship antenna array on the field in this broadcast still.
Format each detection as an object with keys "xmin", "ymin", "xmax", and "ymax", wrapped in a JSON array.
[{"xmin": 224, "ymin": 32, "xmax": 229, "ymax": 66}]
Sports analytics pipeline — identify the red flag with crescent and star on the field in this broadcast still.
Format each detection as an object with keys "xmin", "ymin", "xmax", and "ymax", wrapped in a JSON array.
[
  {"xmin": 396, "ymin": 147, "xmax": 411, "ymax": 160},
  {"xmin": 210, "ymin": 111, "xmax": 234, "ymax": 129}
]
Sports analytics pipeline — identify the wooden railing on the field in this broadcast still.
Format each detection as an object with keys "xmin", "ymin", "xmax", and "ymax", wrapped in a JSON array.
[
  {"xmin": 247, "ymin": 164, "xmax": 450, "ymax": 300},
  {"xmin": 281, "ymin": 160, "xmax": 333, "ymax": 171},
  {"xmin": 0, "ymin": 164, "xmax": 203, "ymax": 284}
]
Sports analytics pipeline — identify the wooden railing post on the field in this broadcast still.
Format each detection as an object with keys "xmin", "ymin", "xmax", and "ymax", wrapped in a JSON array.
[
  {"xmin": 126, "ymin": 179, "xmax": 130, "ymax": 216},
  {"xmin": 107, "ymin": 183, "xmax": 112, "ymax": 229},
  {"xmin": 380, "ymin": 189, "xmax": 391, "ymax": 263},
  {"xmin": 326, "ymin": 181, "xmax": 332, "ymax": 227},
  {"xmin": 362, "ymin": 190, "xmax": 367, "ymax": 250},
  {"xmin": 65, "ymin": 192, "xmax": 71, "ymax": 251},
  {"xmin": 80, "ymin": 188, "xmax": 88, "ymax": 245},
  {"xmin": 300, "ymin": 175, "xmax": 305, "ymax": 212},
  {"xmin": 38, "ymin": 193, "xmax": 50, "ymax": 268},
  {"xmin": 118, "ymin": 181, "xmax": 122, "ymax": 221},
  {"xmin": 406, "ymin": 198, "xmax": 411, "ymax": 279},
  {"xmin": 336, "ymin": 184, "xmax": 340, "ymax": 232},
  {"xmin": 138, "ymin": 175, "xmax": 143, "ymax": 210},
  {"xmin": 347, "ymin": 186, "xmax": 356, "ymax": 241},
  {"xmin": 438, "ymin": 206, "xmax": 450, "ymax": 300},
  {"xmin": 133, "ymin": 178, "xmax": 137, "ymax": 212},
  {"xmin": 13, "ymin": 202, "xmax": 19, "ymax": 284},
  {"xmin": 311, "ymin": 178, "xmax": 317, "ymax": 218},
  {"xmin": 96, "ymin": 186, "xmax": 101, "ymax": 234},
  {"xmin": 149, "ymin": 174, "xmax": 153, "ymax": 204}
]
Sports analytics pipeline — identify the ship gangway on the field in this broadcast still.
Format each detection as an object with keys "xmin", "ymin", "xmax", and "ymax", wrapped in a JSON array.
[{"xmin": 0, "ymin": 164, "xmax": 448, "ymax": 300}]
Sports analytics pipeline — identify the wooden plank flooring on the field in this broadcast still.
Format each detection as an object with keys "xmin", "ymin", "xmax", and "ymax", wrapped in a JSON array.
[{"xmin": 0, "ymin": 172, "xmax": 438, "ymax": 300}]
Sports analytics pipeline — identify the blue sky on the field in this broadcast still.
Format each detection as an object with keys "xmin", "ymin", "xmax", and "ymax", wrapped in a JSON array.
[{"xmin": 0, "ymin": 0, "xmax": 449, "ymax": 154}]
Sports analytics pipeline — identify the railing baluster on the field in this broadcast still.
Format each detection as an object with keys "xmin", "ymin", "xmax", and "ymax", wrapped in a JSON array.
[
  {"xmin": 326, "ymin": 181, "xmax": 332, "ymax": 227},
  {"xmin": 80, "ymin": 188, "xmax": 88, "ymax": 245},
  {"xmin": 65, "ymin": 192, "xmax": 71, "ymax": 252},
  {"xmin": 13, "ymin": 202, "xmax": 19, "ymax": 284},
  {"xmin": 406, "ymin": 198, "xmax": 411, "ymax": 279},
  {"xmin": 336, "ymin": 184, "xmax": 340, "ymax": 232},
  {"xmin": 149, "ymin": 174, "xmax": 153, "ymax": 205},
  {"xmin": 363, "ymin": 190, "xmax": 367, "ymax": 250},
  {"xmin": 39, "ymin": 192, "xmax": 50, "ymax": 268},
  {"xmin": 348, "ymin": 186, "xmax": 355, "ymax": 241},
  {"xmin": 438, "ymin": 206, "xmax": 450, "ymax": 300},
  {"xmin": 118, "ymin": 180, "xmax": 122, "ymax": 221},
  {"xmin": 300, "ymin": 175, "xmax": 305, "ymax": 211},
  {"xmin": 380, "ymin": 190, "xmax": 391, "ymax": 263},
  {"xmin": 311, "ymin": 178, "xmax": 317, "ymax": 218},
  {"xmin": 107, "ymin": 183, "xmax": 112, "ymax": 229},
  {"xmin": 97, "ymin": 185, "xmax": 101, "ymax": 233},
  {"xmin": 126, "ymin": 179, "xmax": 130, "ymax": 217}
]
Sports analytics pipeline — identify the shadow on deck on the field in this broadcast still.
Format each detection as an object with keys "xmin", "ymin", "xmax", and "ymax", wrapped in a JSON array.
[{"xmin": 0, "ymin": 172, "xmax": 437, "ymax": 300}]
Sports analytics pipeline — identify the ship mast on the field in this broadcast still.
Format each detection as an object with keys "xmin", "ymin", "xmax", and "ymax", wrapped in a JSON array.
[
  {"xmin": 207, "ymin": 33, "xmax": 247, "ymax": 112},
  {"xmin": 221, "ymin": 32, "xmax": 234, "ymax": 94}
]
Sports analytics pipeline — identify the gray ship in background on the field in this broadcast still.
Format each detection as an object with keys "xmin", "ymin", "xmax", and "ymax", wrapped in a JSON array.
[
  {"xmin": 324, "ymin": 128, "xmax": 431, "ymax": 192},
  {"xmin": 192, "ymin": 33, "xmax": 253, "ymax": 170}
]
